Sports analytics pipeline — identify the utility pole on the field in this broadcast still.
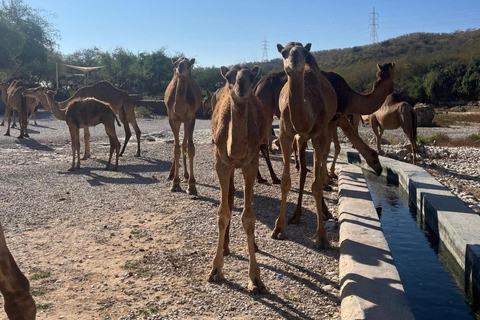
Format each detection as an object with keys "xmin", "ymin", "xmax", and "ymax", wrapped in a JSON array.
[
  {"xmin": 261, "ymin": 36, "xmax": 269, "ymax": 62},
  {"xmin": 369, "ymin": 7, "xmax": 379, "ymax": 44}
]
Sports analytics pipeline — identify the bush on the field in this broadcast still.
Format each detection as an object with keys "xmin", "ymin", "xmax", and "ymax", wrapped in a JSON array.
[{"xmin": 135, "ymin": 106, "xmax": 154, "ymax": 119}]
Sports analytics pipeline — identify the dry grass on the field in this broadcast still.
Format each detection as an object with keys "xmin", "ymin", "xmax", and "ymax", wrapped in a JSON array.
[
  {"xmin": 418, "ymin": 133, "xmax": 480, "ymax": 147},
  {"xmin": 433, "ymin": 112, "xmax": 480, "ymax": 127}
]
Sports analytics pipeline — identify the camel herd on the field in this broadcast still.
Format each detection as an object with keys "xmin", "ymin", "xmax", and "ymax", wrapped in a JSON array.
[{"xmin": 0, "ymin": 41, "xmax": 421, "ymax": 318}]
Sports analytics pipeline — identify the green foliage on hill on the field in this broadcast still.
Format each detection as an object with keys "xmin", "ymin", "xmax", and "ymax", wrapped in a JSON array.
[{"xmin": 255, "ymin": 30, "xmax": 480, "ymax": 105}]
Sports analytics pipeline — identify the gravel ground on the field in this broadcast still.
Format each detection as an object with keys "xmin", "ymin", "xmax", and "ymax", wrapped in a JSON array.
[{"xmin": 0, "ymin": 110, "xmax": 340, "ymax": 319}]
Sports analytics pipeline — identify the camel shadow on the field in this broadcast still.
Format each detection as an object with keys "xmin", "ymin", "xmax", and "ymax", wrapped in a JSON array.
[{"xmin": 14, "ymin": 137, "xmax": 55, "ymax": 152}]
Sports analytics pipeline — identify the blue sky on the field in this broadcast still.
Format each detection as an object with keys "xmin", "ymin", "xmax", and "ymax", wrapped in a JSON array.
[{"xmin": 23, "ymin": 0, "xmax": 480, "ymax": 67}]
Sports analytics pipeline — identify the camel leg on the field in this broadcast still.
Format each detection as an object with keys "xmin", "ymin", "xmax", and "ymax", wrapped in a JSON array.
[
  {"xmin": 242, "ymin": 159, "xmax": 266, "ymax": 293},
  {"xmin": 329, "ymin": 127, "xmax": 340, "ymax": 179},
  {"xmin": 28, "ymin": 107, "xmax": 37, "ymax": 125},
  {"xmin": 209, "ymin": 163, "xmax": 233, "ymax": 283},
  {"xmin": 68, "ymin": 126, "xmax": 79, "ymax": 171},
  {"xmin": 311, "ymin": 138, "xmax": 331, "ymax": 249},
  {"xmin": 0, "ymin": 223, "xmax": 37, "ymax": 320},
  {"xmin": 185, "ymin": 118, "xmax": 197, "ymax": 195},
  {"xmin": 81, "ymin": 128, "xmax": 91, "ymax": 160},
  {"xmin": 11, "ymin": 109, "xmax": 16, "ymax": 128},
  {"xmin": 223, "ymin": 169, "xmax": 235, "ymax": 256},
  {"xmin": 4, "ymin": 107, "xmax": 11, "ymax": 136},
  {"xmin": 401, "ymin": 114, "xmax": 417, "ymax": 165},
  {"xmin": 0, "ymin": 107, "xmax": 8, "ymax": 126},
  {"xmin": 168, "ymin": 119, "xmax": 182, "ymax": 192},
  {"xmin": 124, "ymin": 104, "xmax": 142, "ymax": 157},
  {"xmin": 272, "ymin": 129, "xmax": 294, "ymax": 240},
  {"xmin": 105, "ymin": 120, "xmax": 120, "ymax": 171},
  {"xmin": 339, "ymin": 115, "xmax": 382, "ymax": 175},
  {"xmin": 257, "ymin": 143, "xmax": 281, "ymax": 184},
  {"xmin": 289, "ymin": 139, "xmax": 308, "ymax": 224},
  {"xmin": 182, "ymin": 134, "xmax": 189, "ymax": 182}
]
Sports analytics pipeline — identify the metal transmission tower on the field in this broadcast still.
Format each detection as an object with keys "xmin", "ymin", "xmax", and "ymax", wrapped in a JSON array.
[
  {"xmin": 369, "ymin": 7, "xmax": 379, "ymax": 44},
  {"xmin": 261, "ymin": 37, "xmax": 269, "ymax": 62}
]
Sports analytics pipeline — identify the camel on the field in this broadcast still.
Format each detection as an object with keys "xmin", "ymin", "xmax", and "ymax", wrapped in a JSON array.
[
  {"xmin": 270, "ymin": 42, "xmax": 337, "ymax": 249},
  {"xmin": 4, "ymin": 81, "xmax": 29, "ymax": 138},
  {"xmin": 208, "ymin": 65, "xmax": 267, "ymax": 293},
  {"xmin": 0, "ymin": 222, "xmax": 36, "ymax": 319},
  {"xmin": 1, "ymin": 81, "xmax": 40, "ymax": 128},
  {"xmin": 368, "ymin": 92, "xmax": 418, "ymax": 164},
  {"xmin": 21, "ymin": 81, "xmax": 140, "ymax": 157},
  {"xmin": 24, "ymin": 89, "xmax": 121, "ymax": 171},
  {"xmin": 164, "ymin": 58, "xmax": 202, "ymax": 195}
]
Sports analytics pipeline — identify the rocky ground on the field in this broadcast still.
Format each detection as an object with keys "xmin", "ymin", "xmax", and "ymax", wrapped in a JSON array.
[
  {"xmin": 1, "ymin": 110, "xmax": 478, "ymax": 320},
  {"xmin": 0, "ymin": 110, "xmax": 340, "ymax": 320}
]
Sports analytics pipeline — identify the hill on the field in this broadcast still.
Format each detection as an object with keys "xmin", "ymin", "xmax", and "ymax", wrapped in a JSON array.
[{"xmin": 254, "ymin": 29, "xmax": 480, "ymax": 106}]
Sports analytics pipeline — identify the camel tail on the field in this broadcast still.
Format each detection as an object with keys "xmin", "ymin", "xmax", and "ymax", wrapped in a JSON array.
[{"xmin": 115, "ymin": 114, "xmax": 121, "ymax": 127}]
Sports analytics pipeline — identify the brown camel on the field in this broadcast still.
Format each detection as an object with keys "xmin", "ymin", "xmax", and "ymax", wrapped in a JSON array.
[
  {"xmin": 26, "ymin": 89, "xmax": 120, "ymax": 171},
  {"xmin": 23, "ymin": 82, "xmax": 140, "ymax": 157},
  {"xmin": 208, "ymin": 65, "xmax": 267, "ymax": 293},
  {"xmin": 323, "ymin": 63, "xmax": 396, "ymax": 177},
  {"xmin": 0, "ymin": 222, "xmax": 36, "ymax": 319},
  {"xmin": 271, "ymin": 42, "xmax": 337, "ymax": 249},
  {"xmin": 369, "ymin": 92, "xmax": 418, "ymax": 164},
  {"xmin": 164, "ymin": 58, "xmax": 202, "ymax": 195},
  {"xmin": 1, "ymin": 81, "xmax": 41, "ymax": 128},
  {"xmin": 4, "ymin": 81, "xmax": 29, "ymax": 138}
]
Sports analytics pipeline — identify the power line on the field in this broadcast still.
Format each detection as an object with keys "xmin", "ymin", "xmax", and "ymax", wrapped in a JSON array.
[
  {"xmin": 369, "ymin": 7, "xmax": 379, "ymax": 44},
  {"xmin": 261, "ymin": 36, "xmax": 269, "ymax": 62}
]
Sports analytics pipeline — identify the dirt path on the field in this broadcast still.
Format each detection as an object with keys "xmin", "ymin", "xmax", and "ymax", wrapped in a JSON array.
[{"xmin": 0, "ymin": 113, "xmax": 340, "ymax": 319}]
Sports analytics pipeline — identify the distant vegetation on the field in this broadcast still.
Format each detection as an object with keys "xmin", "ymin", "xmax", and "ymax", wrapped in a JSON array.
[{"xmin": 1, "ymin": 0, "xmax": 479, "ymax": 105}]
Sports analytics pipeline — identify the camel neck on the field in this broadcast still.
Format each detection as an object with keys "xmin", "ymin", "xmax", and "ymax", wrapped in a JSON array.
[
  {"xmin": 286, "ymin": 73, "xmax": 313, "ymax": 134},
  {"xmin": 349, "ymin": 80, "xmax": 393, "ymax": 115},
  {"xmin": 174, "ymin": 76, "xmax": 189, "ymax": 114},
  {"xmin": 227, "ymin": 99, "xmax": 248, "ymax": 159},
  {"xmin": 44, "ymin": 94, "xmax": 66, "ymax": 121}
]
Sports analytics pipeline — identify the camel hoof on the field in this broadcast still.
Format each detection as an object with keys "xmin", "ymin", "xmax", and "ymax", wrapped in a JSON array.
[
  {"xmin": 257, "ymin": 177, "xmax": 268, "ymax": 184},
  {"xmin": 323, "ymin": 184, "xmax": 333, "ymax": 192},
  {"xmin": 187, "ymin": 186, "xmax": 198, "ymax": 196},
  {"xmin": 248, "ymin": 279, "xmax": 267, "ymax": 294},
  {"xmin": 272, "ymin": 177, "xmax": 281, "ymax": 185},
  {"xmin": 288, "ymin": 214, "xmax": 301, "ymax": 225},
  {"xmin": 170, "ymin": 184, "xmax": 182, "ymax": 192},
  {"xmin": 271, "ymin": 228, "xmax": 286, "ymax": 240},
  {"xmin": 328, "ymin": 172, "xmax": 338, "ymax": 179},
  {"xmin": 24, "ymin": 133, "xmax": 29, "ymax": 138},
  {"xmin": 313, "ymin": 236, "xmax": 331, "ymax": 250},
  {"xmin": 208, "ymin": 269, "xmax": 224, "ymax": 282},
  {"xmin": 68, "ymin": 167, "xmax": 75, "ymax": 172},
  {"xmin": 134, "ymin": 153, "xmax": 141, "ymax": 157},
  {"xmin": 81, "ymin": 156, "xmax": 88, "ymax": 161},
  {"xmin": 4, "ymin": 133, "xmax": 9, "ymax": 136},
  {"xmin": 223, "ymin": 248, "xmax": 230, "ymax": 256},
  {"xmin": 17, "ymin": 135, "xmax": 24, "ymax": 139},
  {"xmin": 111, "ymin": 167, "xmax": 118, "ymax": 172},
  {"xmin": 167, "ymin": 174, "xmax": 174, "ymax": 181},
  {"xmin": 0, "ymin": 123, "xmax": 4, "ymax": 126}
]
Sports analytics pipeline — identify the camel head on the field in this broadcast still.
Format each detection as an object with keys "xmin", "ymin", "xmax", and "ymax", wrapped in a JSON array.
[
  {"xmin": 172, "ymin": 57, "xmax": 195, "ymax": 78},
  {"xmin": 374, "ymin": 62, "xmax": 396, "ymax": 92},
  {"xmin": 220, "ymin": 65, "xmax": 259, "ymax": 103},
  {"xmin": 22, "ymin": 86, "xmax": 45, "ymax": 99},
  {"xmin": 277, "ymin": 42, "xmax": 312, "ymax": 76}
]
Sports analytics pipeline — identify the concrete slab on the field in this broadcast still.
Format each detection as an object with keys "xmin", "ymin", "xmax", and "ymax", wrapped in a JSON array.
[
  {"xmin": 338, "ymin": 163, "xmax": 414, "ymax": 320},
  {"xmin": 334, "ymin": 144, "xmax": 480, "ymax": 312}
]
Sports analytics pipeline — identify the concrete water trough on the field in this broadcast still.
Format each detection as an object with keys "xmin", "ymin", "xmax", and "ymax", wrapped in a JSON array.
[{"xmin": 336, "ymin": 145, "xmax": 480, "ymax": 320}]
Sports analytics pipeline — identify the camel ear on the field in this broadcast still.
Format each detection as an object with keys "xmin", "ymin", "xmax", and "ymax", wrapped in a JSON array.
[
  {"xmin": 392, "ymin": 62, "xmax": 396, "ymax": 68},
  {"xmin": 189, "ymin": 58, "xmax": 195, "ymax": 67},
  {"xmin": 305, "ymin": 43, "xmax": 312, "ymax": 52},
  {"xmin": 251, "ymin": 66, "xmax": 259, "ymax": 77},
  {"xmin": 377, "ymin": 63, "xmax": 381, "ymax": 70},
  {"xmin": 172, "ymin": 58, "xmax": 181, "ymax": 67},
  {"xmin": 277, "ymin": 44, "xmax": 284, "ymax": 53},
  {"xmin": 220, "ymin": 66, "xmax": 229, "ymax": 79}
]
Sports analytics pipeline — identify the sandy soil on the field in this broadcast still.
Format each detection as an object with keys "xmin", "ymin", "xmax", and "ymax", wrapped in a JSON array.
[{"xmin": 0, "ymin": 111, "xmax": 340, "ymax": 320}]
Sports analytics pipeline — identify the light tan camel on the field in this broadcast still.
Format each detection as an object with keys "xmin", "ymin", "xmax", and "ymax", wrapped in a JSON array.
[
  {"xmin": 4, "ymin": 81, "xmax": 29, "ymax": 138},
  {"xmin": 24, "ymin": 82, "xmax": 140, "ymax": 157},
  {"xmin": 208, "ymin": 65, "xmax": 267, "ymax": 293},
  {"xmin": 164, "ymin": 58, "xmax": 202, "ymax": 195},
  {"xmin": 272, "ymin": 42, "xmax": 337, "ymax": 249},
  {"xmin": 369, "ymin": 92, "xmax": 418, "ymax": 164},
  {"xmin": 1, "ymin": 81, "xmax": 40, "ymax": 128},
  {"xmin": 0, "ymin": 222, "xmax": 36, "ymax": 319}
]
